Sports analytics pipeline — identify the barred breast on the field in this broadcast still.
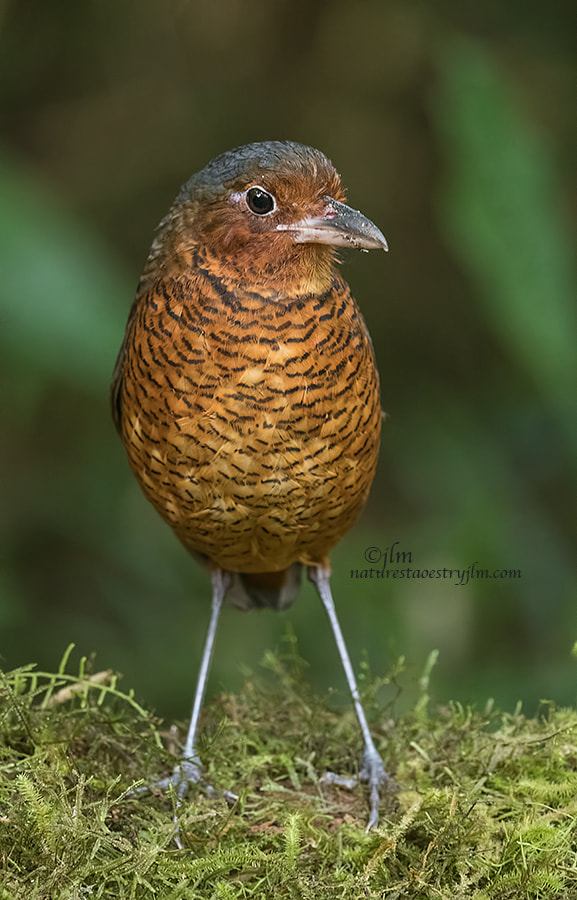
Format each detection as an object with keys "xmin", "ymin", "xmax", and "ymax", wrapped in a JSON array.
[{"xmin": 114, "ymin": 248, "xmax": 381, "ymax": 574}]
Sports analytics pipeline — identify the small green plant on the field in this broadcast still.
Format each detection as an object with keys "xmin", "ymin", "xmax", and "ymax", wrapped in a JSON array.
[{"xmin": 1, "ymin": 644, "xmax": 577, "ymax": 898}]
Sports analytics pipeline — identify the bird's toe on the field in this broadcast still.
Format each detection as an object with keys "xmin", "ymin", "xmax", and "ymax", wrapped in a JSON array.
[{"xmin": 359, "ymin": 747, "xmax": 389, "ymax": 830}]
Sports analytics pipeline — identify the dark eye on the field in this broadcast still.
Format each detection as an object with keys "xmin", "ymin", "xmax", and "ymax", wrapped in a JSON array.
[{"xmin": 246, "ymin": 186, "xmax": 276, "ymax": 215}]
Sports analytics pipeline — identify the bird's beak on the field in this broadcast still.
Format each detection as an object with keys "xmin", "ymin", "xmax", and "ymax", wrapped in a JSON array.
[{"xmin": 276, "ymin": 197, "xmax": 388, "ymax": 251}]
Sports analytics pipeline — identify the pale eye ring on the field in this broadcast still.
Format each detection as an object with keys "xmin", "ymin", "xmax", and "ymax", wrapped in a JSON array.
[{"xmin": 245, "ymin": 186, "xmax": 276, "ymax": 216}]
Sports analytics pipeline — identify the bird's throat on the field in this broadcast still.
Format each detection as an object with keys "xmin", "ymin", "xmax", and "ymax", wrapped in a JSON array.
[{"xmin": 197, "ymin": 241, "xmax": 337, "ymax": 301}]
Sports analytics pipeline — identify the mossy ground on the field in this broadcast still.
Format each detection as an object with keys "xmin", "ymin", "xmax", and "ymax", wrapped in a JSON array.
[{"xmin": 1, "ymin": 642, "xmax": 577, "ymax": 899}]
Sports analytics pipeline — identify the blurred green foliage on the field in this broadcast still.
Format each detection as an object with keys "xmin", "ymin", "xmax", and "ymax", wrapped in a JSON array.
[
  {"xmin": 0, "ymin": 2, "xmax": 575, "ymax": 721},
  {"xmin": 436, "ymin": 38, "xmax": 577, "ymax": 429}
]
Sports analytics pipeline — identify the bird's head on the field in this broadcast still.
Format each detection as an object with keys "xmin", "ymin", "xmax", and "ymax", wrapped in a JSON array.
[{"xmin": 149, "ymin": 141, "xmax": 387, "ymax": 297}]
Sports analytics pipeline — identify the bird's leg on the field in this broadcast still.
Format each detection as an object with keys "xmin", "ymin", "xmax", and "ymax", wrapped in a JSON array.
[
  {"xmin": 176, "ymin": 567, "xmax": 229, "ymax": 797},
  {"xmin": 309, "ymin": 564, "xmax": 388, "ymax": 829},
  {"xmin": 142, "ymin": 568, "xmax": 235, "ymax": 802}
]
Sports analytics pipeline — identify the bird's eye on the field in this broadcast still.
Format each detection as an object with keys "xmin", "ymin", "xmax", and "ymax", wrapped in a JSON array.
[{"xmin": 246, "ymin": 187, "xmax": 276, "ymax": 216}]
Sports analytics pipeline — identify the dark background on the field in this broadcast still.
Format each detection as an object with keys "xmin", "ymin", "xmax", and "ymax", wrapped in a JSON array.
[{"xmin": 1, "ymin": 1, "xmax": 575, "ymax": 720}]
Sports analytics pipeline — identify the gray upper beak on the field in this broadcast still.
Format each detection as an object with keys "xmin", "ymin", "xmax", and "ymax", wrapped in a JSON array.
[{"xmin": 276, "ymin": 196, "xmax": 388, "ymax": 251}]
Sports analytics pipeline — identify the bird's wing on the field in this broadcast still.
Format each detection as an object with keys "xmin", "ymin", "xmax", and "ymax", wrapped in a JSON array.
[{"xmin": 110, "ymin": 287, "xmax": 144, "ymax": 434}]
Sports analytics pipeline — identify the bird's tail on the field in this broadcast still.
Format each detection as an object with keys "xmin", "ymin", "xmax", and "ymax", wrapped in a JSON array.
[{"xmin": 226, "ymin": 564, "xmax": 303, "ymax": 611}]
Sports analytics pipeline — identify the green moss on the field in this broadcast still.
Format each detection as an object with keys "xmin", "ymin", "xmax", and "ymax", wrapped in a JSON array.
[{"xmin": 1, "ymin": 645, "xmax": 577, "ymax": 898}]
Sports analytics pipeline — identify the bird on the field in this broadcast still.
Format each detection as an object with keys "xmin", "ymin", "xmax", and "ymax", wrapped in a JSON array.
[{"xmin": 111, "ymin": 140, "xmax": 389, "ymax": 828}]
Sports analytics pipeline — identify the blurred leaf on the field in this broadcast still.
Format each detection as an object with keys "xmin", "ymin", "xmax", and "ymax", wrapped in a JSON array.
[
  {"xmin": 434, "ymin": 39, "xmax": 577, "ymax": 444},
  {"xmin": 0, "ymin": 148, "xmax": 132, "ymax": 391}
]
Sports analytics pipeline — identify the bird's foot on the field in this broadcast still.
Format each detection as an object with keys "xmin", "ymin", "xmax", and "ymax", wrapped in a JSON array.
[
  {"xmin": 359, "ymin": 746, "xmax": 389, "ymax": 830},
  {"xmin": 321, "ymin": 747, "xmax": 390, "ymax": 830},
  {"xmin": 131, "ymin": 757, "xmax": 238, "ymax": 849},
  {"xmin": 133, "ymin": 756, "xmax": 238, "ymax": 805}
]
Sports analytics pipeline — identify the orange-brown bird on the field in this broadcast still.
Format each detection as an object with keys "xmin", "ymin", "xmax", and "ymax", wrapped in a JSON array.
[{"xmin": 112, "ymin": 141, "xmax": 389, "ymax": 828}]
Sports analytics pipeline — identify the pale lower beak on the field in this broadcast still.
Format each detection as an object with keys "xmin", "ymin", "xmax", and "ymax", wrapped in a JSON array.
[{"xmin": 276, "ymin": 197, "xmax": 388, "ymax": 251}]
